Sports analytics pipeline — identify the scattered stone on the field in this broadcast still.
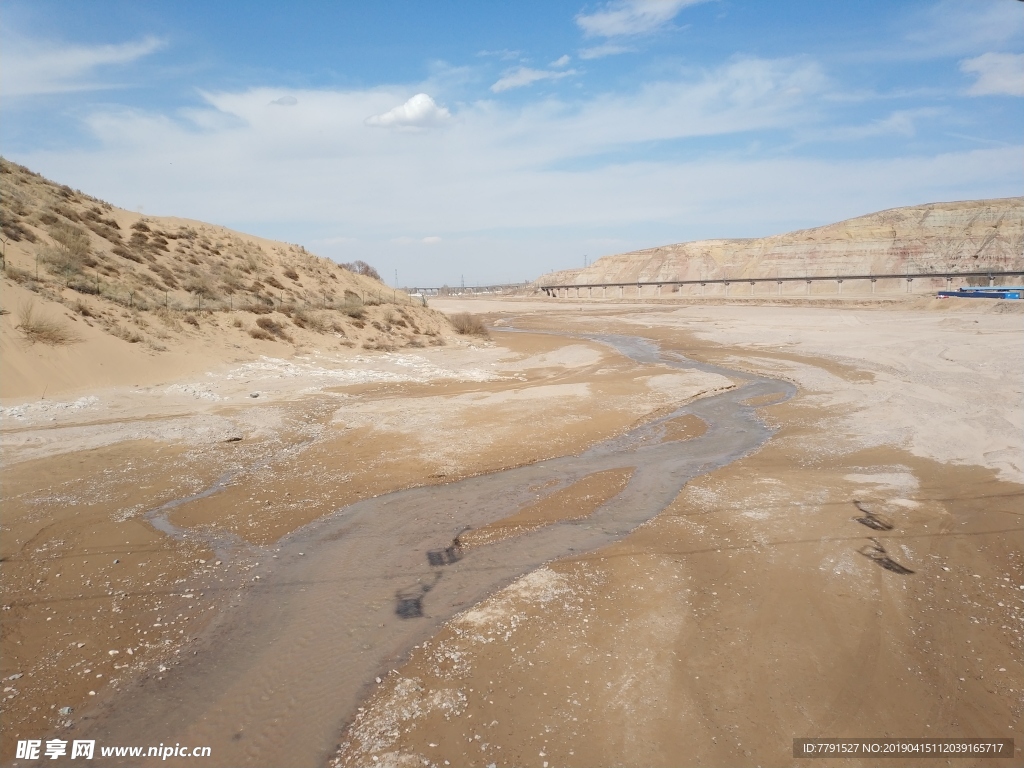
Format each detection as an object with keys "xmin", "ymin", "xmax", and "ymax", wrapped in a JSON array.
[
  {"xmin": 58, "ymin": 706, "xmax": 72, "ymax": 715},
  {"xmin": 249, "ymin": 392, "xmax": 260, "ymax": 398}
]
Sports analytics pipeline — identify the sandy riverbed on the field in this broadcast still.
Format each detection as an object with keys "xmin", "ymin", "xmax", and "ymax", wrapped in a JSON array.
[{"xmin": 2, "ymin": 296, "xmax": 1021, "ymax": 767}]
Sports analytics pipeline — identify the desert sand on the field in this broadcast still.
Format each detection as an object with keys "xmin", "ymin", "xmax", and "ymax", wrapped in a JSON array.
[{"xmin": 3, "ymin": 288, "xmax": 1021, "ymax": 767}]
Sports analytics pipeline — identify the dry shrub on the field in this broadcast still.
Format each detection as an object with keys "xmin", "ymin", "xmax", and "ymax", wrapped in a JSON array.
[
  {"xmin": 111, "ymin": 324, "xmax": 143, "ymax": 343},
  {"xmin": 449, "ymin": 312, "xmax": 488, "ymax": 337},
  {"xmin": 255, "ymin": 316, "xmax": 292, "ymax": 342},
  {"xmin": 342, "ymin": 306, "xmax": 365, "ymax": 320},
  {"xmin": 16, "ymin": 301, "xmax": 80, "ymax": 345},
  {"xmin": 71, "ymin": 298, "xmax": 93, "ymax": 317},
  {"xmin": 292, "ymin": 309, "xmax": 330, "ymax": 333},
  {"xmin": 183, "ymin": 314, "xmax": 200, "ymax": 327},
  {"xmin": 43, "ymin": 221, "xmax": 91, "ymax": 274},
  {"xmin": 4, "ymin": 264, "xmax": 34, "ymax": 284},
  {"xmin": 283, "ymin": 267, "xmax": 299, "ymax": 280},
  {"xmin": 249, "ymin": 327, "xmax": 274, "ymax": 341}
]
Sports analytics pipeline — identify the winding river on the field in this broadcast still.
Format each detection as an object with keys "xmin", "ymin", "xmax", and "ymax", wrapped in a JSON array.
[{"xmin": 84, "ymin": 332, "xmax": 794, "ymax": 767}]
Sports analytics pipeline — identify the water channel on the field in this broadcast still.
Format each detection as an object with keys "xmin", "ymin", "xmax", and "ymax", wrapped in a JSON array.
[{"xmin": 84, "ymin": 332, "xmax": 795, "ymax": 767}]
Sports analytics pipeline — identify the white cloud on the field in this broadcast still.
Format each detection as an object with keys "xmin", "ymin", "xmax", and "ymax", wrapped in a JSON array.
[
  {"xmin": 902, "ymin": 0, "xmax": 1024, "ymax": 59},
  {"xmin": 422, "ymin": 236, "xmax": 442, "ymax": 244},
  {"xmin": 550, "ymin": 55, "xmax": 572, "ymax": 68},
  {"xmin": 961, "ymin": 53, "xmax": 1024, "ymax": 97},
  {"xmin": 313, "ymin": 236, "xmax": 358, "ymax": 245},
  {"xmin": 810, "ymin": 109, "xmax": 942, "ymax": 142},
  {"xmin": 13, "ymin": 56, "xmax": 1022, "ymax": 285},
  {"xmin": 270, "ymin": 95, "xmax": 298, "ymax": 106},
  {"xmin": 365, "ymin": 93, "xmax": 450, "ymax": 128},
  {"xmin": 575, "ymin": 0, "xmax": 708, "ymax": 38},
  {"xmin": 491, "ymin": 66, "xmax": 579, "ymax": 92},
  {"xmin": 0, "ymin": 34, "xmax": 164, "ymax": 97},
  {"xmin": 579, "ymin": 43, "xmax": 634, "ymax": 60}
]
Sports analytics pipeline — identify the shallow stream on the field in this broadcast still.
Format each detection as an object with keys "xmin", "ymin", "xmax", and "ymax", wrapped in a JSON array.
[{"xmin": 84, "ymin": 332, "xmax": 794, "ymax": 767}]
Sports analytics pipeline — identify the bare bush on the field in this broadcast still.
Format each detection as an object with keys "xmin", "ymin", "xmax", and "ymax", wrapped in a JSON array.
[
  {"xmin": 16, "ymin": 300, "xmax": 80, "ymax": 345},
  {"xmin": 292, "ymin": 309, "xmax": 330, "ymax": 333},
  {"xmin": 449, "ymin": 312, "xmax": 488, "ymax": 337},
  {"xmin": 256, "ymin": 316, "xmax": 292, "ymax": 342},
  {"xmin": 4, "ymin": 264, "xmax": 34, "ymax": 283},
  {"xmin": 43, "ymin": 221, "xmax": 91, "ymax": 274},
  {"xmin": 249, "ymin": 327, "xmax": 274, "ymax": 341},
  {"xmin": 339, "ymin": 260, "xmax": 381, "ymax": 281}
]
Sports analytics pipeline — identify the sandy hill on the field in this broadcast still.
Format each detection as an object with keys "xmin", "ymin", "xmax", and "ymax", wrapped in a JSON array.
[
  {"xmin": 537, "ymin": 198, "xmax": 1024, "ymax": 287},
  {"xmin": 0, "ymin": 158, "xmax": 465, "ymax": 399}
]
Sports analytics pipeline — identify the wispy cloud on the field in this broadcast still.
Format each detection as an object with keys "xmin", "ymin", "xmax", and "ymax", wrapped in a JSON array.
[
  {"xmin": 575, "ymin": 0, "xmax": 708, "ymax": 38},
  {"xmin": 1, "ymin": 34, "xmax": 164, "ymax": 97},
  {"xmin": 901, "ymin": 0, "xmax": 1023, "ymax": 59},
  {"xmin": 808, "ymin": 109, "xmax": 942, "ymax": 142},
  {"xmin": 365, "ymin": 93, "xmax": 450, "ymax": 128},
  {"xmin": 579, "ymin": 43, "xmax": 634, "ymax": 60},
  {"xmin": 491, "ymin": 66, "xmax": 579, "ymax": 92},
  {"xmin": 961, "ymin": 53, "xmax": 1024, "ymax": 97}
]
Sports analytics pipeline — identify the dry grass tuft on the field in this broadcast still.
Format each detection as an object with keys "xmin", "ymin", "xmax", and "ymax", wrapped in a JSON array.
[
  {"xmin": 449, "ymin": 312, "xmax": 488, "ymax": 337},
  {"xmin": 255, "ymin": 315, "xmax": 293, "ymax": 342},
  {"xmin": 249, "ymin": 327, "xmax": 274, "ymax": 341},
  {"xmin": 16, "ymin": 300, "xmax": 80, "ymax": 345}
]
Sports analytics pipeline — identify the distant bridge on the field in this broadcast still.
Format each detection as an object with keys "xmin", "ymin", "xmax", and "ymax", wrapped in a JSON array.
[
  {"xmin": 538, "ymin": 269, "xmax": 1024, "ymax": 298},
  {"xmin": 406, "ymin": 283, "xmax": 530, "ymax": 296}
]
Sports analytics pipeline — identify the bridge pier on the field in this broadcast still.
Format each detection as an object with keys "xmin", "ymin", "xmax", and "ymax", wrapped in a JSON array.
[
  {"xmin": 837, "ymin": 278, "xmax": 843, "ymax": 295},
  {"xmin": 871, "ymin": 278, "xmax": 876, "ymax": 295},
  {"xmin": 749, "ymin": 281, "xmax": 755, "ymax": 295},
  {"xmin": 777, "ymin": 280, "xmax": 782, "ymax": 295}
]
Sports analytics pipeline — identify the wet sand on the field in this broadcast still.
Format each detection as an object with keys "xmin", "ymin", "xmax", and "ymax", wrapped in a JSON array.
[
  {"xmin": 334, "ymin": 299, "xmax": 1023, "ymax": 768},
  {"xmin": 3, "ymin": 298, "xmax": 1022, "ymax": 767}
]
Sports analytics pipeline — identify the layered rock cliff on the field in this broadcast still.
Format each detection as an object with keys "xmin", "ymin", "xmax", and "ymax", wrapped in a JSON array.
[{"xmin": 539, "ymin": 198, "xmax": 1023, "ymax": 286}]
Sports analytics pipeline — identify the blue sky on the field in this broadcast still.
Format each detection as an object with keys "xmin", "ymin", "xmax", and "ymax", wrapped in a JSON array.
[{"xmin": 2, "ymin": 0, "xmax": 1022, "ymax": 286}]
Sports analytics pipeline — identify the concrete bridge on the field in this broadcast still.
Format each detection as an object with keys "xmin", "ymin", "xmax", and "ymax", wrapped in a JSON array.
[
  {"xmin": 539, "ymin": 269, "xmax": 1024, "ymax": 298},
  {"xmin": 406, "ymin": 283, "xmax": 529, "ymax": 296}
]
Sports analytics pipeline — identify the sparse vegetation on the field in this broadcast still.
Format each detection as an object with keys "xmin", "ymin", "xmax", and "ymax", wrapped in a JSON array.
[
  {"xmin": 449, "ymin": 312, "xmax": 488, "ymax": 337},
  {"xmin": 249, "ymin": 327, "xmax": 274, "ymax": 341},
  {"xmin": 255, "ymin": 315, "xmax": 292, "ymax": 342},
  {"xmin": 0, "ymin": 157, "xmax": 436, "ymax": 354},
  {"xmin": 16, "ymin": 300, "xmax": 80, "ymax": 345},
  {"xmin": 339, "ymin": 260, "xmax": 381, "ymax": 281}
]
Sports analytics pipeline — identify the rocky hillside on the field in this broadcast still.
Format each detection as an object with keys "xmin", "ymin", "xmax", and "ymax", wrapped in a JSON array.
[
  {"xmin": 0, "ymin": 158, "xmax": 459, "ymax": 358},
  {"xmin": 538, "ymin": 198, "xmax": 1024, "ymax": 286}
]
